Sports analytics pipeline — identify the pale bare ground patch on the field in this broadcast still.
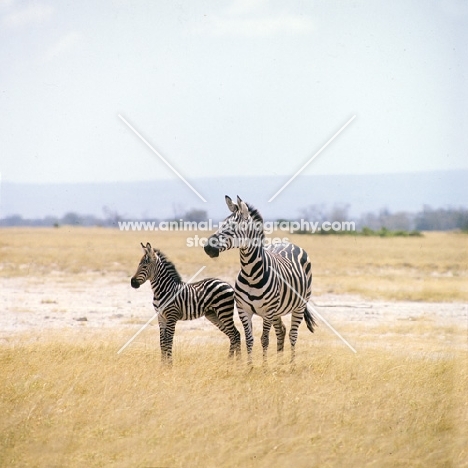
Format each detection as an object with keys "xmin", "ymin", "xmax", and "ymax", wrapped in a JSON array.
[{"xmin": 1, "ymin": 273, "xmax": 466, "ymax": 338}]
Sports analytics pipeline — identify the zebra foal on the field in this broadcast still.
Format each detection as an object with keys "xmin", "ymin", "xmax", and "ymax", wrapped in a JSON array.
[
  {"xmin": 131, "ymin": 242, "xmax": 240, "ymax": 362},
  {"xmin": 204, "ymin": 196, "xmax": 316, "ymax": 364}
]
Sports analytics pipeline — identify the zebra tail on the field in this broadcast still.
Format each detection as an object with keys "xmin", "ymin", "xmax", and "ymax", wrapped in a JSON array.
[{"xmin": 304, "ymin": 304, "xmax": 317, "ymax": 333}]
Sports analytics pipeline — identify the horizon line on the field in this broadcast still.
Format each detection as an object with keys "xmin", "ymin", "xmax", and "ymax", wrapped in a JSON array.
[{"xmin": 2, "ymin": 168, "xmax": 468, "ymax": 185}]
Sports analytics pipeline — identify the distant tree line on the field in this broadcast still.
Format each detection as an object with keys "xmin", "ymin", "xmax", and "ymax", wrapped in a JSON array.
[
  {"xmin": 300, "ymin": 204, "xmax": 468, "ymax": 232},
  {"xmin": 1, "ymin": 205, "xmax": 467, "ymax": 231},
  {"xmin": 0, "ymin": 207, "xmax": 208, "ymax": 228}
]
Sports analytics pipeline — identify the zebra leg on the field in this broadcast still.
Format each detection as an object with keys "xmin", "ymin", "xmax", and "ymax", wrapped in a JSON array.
[
  {"xmin": 230, "ymin": 324, "xmax": 242, "ymax": 358},
  {"xmin": 261, "ymin": 319, "xmax": 272, "ymax": 363},
  {"xmin": 218, "ymin": 312, "xmax": 241, "ymax": 358},
  {"xmin": 273, "ymin": 317, "xmax": 287, "ymax": 354},
  {"xmin": 289, "ymin": 309, "xmax": 304, "ymax": 363},
  {"xmin": 158, "ymin": 314, "xmax": 168, "ymax": 362},
  {"xmin": 238, "ymin": 308, "xmax": 254, "ymax": 365},
  {"xmin": 162, "ymin": 317, "xmax": 177, "ymax": 365},
  {"xmin": 205, "ymin": 310, "xmax": 241, "ymax": 358}
]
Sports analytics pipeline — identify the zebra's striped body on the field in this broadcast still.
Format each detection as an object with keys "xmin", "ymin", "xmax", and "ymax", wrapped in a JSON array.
[
  {"xmin": 204, "ymin": 196, "xmax": 316, "ymax": 363},
  {"xmin": 131, "ymin": 243, "xmax": 240, "ymax": 362}
]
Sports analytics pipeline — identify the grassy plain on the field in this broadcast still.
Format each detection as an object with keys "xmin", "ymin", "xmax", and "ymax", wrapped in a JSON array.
[
  {"xmin": 1, "ymin": 331, "xmax": 466, "ymax": 468},
  {"xmin": 0, "ymin": 228, "xmax": 467, "ymax": 467},
  {"xmin": 1, "ymin": 227, "xmax": 467, "ymax": 301}
]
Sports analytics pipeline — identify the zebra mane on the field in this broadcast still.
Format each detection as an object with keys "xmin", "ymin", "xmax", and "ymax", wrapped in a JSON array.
[
  {"xmin": 246, "ymin": 203, "xmax": 264, "ymax": 225},
  {"xmin": 154, "ymin": 249, "xmax": 182, "ymax": 283}
]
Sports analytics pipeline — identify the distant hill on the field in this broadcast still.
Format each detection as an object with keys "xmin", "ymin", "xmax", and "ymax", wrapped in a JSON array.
[{"xmin": 1, "ymin": 170, "xmax": 467, "ymax": 221}]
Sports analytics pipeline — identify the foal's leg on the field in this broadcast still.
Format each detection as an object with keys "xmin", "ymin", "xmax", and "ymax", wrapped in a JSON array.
[
  {"xmin": 158, "ymin": 314, "xmax": 168, "ymax": 362},
  {"xmin": 209, "ymin": 308, "xmax": 241, "ymax": 358},
  {"xmin": 205, "ymin": 309, "xmax": 238, "ymax": 358},
  {"xmin": 161, "ymin": 316, "xmax": 177, "ymax": 365}
]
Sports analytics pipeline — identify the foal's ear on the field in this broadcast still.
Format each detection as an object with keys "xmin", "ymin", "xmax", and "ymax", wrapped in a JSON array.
[
  {"xmin": 141, "ymin": 242, "xmax": 153, "ymax": 255},
  {"xmin": 225, "ymin": 195, "xmax": 237, "ymax": 213}
]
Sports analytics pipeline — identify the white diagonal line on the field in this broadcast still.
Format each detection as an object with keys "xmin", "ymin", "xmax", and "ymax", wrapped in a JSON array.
[
  {"xmin": 269, "ymin": 267, "xmax": 357, "ymax": 353},
  {"xmin": 117, "ymin": 266, "xmax": 206, "ymax": 354},
  {"xmin": 307, "ymin": 303, "xmax": 357, "ymax": 353},
  {"xmin": 118, "ymin": 114, "xmax": 207, "ymax": 202},
  {"xmin": 117, "ymin": 311, "xmax": 159, "ymax": 355},
  {"xmin": 268, "ymin": 115, "xmax": 356, "ymax": 202}
]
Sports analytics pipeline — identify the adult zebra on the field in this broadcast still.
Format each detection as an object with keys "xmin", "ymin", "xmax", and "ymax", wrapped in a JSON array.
[
  {"xmin": 131, "ymin": 243, "xmax": 240, "ymax": 362},
  {"xmin": 204, "ymin": 196, "xmax": 316, "ymax": 363}
]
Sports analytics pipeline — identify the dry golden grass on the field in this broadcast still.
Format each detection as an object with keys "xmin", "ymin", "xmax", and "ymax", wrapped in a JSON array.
[
  {"xmin": 1, "ymin": 228, "xmax": 467, "ymax": 466},
  {"xmin": 299, "ymin": 232, "xmax": 468, "ymax": 302},
  {"xmin": 1, "ymin": 227, "xmax": 467, "ymax": 301},
  {"xmin": 1, "ymin": 325, "xmax": 466, "ymax": 468}
]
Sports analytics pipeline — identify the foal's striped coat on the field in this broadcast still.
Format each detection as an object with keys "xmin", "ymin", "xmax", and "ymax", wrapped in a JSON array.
[{"xmin": 131, "ymin": 243, "xmax": 240, "ymax": 362}]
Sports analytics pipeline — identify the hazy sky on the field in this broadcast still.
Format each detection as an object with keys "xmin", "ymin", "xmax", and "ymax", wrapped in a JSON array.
[{"xmin": 0, "ymin": 0, "xmax": 467, "ymax": 184}]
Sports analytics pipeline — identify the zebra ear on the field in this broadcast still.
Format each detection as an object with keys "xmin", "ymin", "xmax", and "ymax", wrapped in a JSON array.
[
  {"xmin": 145, "ymin": 242, "xmax": 153, "ymax": 255},
  {"xmin": 225, "ymin": 195, "xmax": 237, "ymax": 213},
  {"xmin": 238, "ymin": 200, "xmax": 249, "ymax": 220},
  {"xmin": 144, "ymin": 243, "xmax": 156, "ymax": 259},
  {"xmin": 140, "ymin": 242, "xmax": 145, "ymax": 250}
]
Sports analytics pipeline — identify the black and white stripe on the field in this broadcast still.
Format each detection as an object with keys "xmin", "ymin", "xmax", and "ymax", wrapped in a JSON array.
[
  {"xmin": 131, "ymin": 242, "xmax": 240, "ymax": 362},
  {"xmin": 204, "ymin": 196, "xmax": 316, "ymax": 363}
]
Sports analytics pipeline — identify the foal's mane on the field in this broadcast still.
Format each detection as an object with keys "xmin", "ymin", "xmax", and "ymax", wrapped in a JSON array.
[{"xmin": 154, "ymin": 249, "xmax": 182, "ymax": 282}]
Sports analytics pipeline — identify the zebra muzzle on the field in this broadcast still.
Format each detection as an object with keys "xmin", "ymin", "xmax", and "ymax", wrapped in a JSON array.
[
  {"xmin": 130, "ymin": 277, "xmax": 141, "ymax": 289},
  {"xmin": 204, "ymin": 243, "xmax": 220, "ymax": 258}
]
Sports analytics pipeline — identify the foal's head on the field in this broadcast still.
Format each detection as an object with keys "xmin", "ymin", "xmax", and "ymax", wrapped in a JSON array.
[{"xmin": 130, "ymin": 242, "xmax": 157, "ymax": 289}]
